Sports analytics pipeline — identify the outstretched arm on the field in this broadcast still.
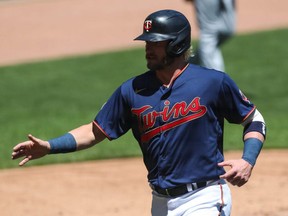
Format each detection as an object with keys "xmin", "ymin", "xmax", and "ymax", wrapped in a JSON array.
[{"xmin": 11, "ymin": 122, "xmax": 106, "ymax": 166}]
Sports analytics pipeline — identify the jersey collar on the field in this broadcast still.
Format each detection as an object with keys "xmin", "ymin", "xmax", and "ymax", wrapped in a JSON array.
[{"xmin": 163, "ymin": 63, "xmax": 189, "ymax": 88}]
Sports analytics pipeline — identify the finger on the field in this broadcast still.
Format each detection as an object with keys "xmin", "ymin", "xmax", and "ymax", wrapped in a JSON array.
[
  {"xmin": 219, "ymin": 173, "xmax": 228, "ymax": 179},
  {"xmin": 218, "ymin": 160, "xmax": 232, "ymax": 167},
  {"xmin": 28, "ymin": 134, "xmax": 40, "ymax": 143},
  {"xmin": 12, "ymin": 145, "xmax": 27, "ymax": 158},
  {"xmin": 219, "ymin": 168, "xmax": 236, "ymax": 180},
  {"xmin": 218, "ymin": 161, "xmax": 233, "ymax": 179},
  {"xmin": 11, "ymin": 150, "xmax": 26, "ymax": 160},
  {"xmin": 13, "ymin": 143, "xmax": 27, "ymax": 151},
  {"xmin": 19, "ymin": 156, "xmax": 31, "ymax": 166}
]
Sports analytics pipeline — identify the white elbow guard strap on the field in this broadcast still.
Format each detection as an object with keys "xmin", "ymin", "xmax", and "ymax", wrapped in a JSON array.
[{"xmin": 243, "ymin": 121, "xmax": 266, "ymax": 140}]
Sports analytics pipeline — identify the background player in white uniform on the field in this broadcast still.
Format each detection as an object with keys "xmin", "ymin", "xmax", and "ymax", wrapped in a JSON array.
[
  {"xmin": 185, "ymin": 0, "xmax": 236, "ymax": 71},
  {"xmin": 11, "ymin": 10, "xmax": 265, "ymax": 216}
]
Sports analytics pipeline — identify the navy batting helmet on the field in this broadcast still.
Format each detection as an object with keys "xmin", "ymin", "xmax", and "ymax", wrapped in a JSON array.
[{"xmin": 134, "ymin": 9, "xmax": 191, "ymax": 57}]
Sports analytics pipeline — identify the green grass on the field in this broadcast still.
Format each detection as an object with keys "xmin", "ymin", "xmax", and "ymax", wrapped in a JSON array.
[
  {"xmin": 222, "ymin": 28, "xmax": 288, "ymax": 150},
  {"xmin": 0, "ymin": 28, "xmax": 287, "ymax": 169}
]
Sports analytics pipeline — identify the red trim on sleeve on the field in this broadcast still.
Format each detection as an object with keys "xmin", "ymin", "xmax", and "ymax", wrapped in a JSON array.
[
  {"xmin": 93, "ymin": 121, "xmax": 112, "ymax": 141},
  {"xmin": 241, "ymin": 106, "xmax": 256, "ymax": 123}
]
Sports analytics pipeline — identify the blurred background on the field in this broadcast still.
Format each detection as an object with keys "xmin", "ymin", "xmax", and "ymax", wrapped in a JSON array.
[{"xmin": 1, "ymin": 0, "xmax": 287, "ymax": 66}]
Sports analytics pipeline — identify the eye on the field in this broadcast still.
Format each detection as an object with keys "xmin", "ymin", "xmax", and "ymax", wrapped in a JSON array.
[
  {"xmin": 145, "ymin": 41, "xmax": 167, "ymax": 48},
  {"xmin": 154, "ymin": 41, "xmax": 164, "ymax": 47}
]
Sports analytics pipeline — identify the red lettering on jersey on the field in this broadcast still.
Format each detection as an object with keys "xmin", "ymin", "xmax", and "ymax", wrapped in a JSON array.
[{"xmin": 131, "ymin": 97, "xmax": 207, "ymax": 143}]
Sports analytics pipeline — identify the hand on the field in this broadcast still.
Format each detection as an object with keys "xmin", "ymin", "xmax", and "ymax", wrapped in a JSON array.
[
  {"xmin": 11, "ymin": 134, "xmax": 50, "ymax": 166},
  {"xmin": 218, "ymin": 159, "xmax": 253, "ymax": 187}
]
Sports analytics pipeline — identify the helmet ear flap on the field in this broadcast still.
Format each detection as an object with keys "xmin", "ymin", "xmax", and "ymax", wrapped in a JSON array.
[
  {"xmin": 167, "ymin": 39, "xmax": 188, "ymax": 57},
  {"xmin": 166, "ymin": 35, "xmax": 191, "ymax": 57}
]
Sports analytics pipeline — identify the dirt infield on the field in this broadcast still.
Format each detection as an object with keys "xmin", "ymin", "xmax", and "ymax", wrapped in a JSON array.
[
  {"xmin": 1, "ymin": 0, "xmax": 288, "ymax": 215},
  {"xmin": 1, "ymin": 150, "xmax": 288, "ymax": 216}
]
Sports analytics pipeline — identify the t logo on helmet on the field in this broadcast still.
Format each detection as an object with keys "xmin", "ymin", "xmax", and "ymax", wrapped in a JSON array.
[{"xmin": 144, "ymin": 20, "xmax": 152, "ymax": 32}]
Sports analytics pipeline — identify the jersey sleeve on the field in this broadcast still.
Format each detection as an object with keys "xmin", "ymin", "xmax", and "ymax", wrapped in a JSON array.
[
  {"xmin": 94, "ymin": 86, "xmax": 131, "ymax": 140},
  {"xmin": 218, "ymin": 74, "xmax": 255, "ymax": 124}
]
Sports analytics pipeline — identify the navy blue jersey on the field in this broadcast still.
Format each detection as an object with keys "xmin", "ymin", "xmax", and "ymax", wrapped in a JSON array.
[{"xmin": 94, "ymin": 64, "xmax": 255, "ymax": 188}]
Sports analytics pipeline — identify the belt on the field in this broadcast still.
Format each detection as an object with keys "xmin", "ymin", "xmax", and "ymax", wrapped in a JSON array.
[{"xmin": 151, "ymin": 180, "xmax": 216, "ymax": 197}]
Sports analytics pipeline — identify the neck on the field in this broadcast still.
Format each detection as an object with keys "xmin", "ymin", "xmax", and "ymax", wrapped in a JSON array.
[{"xmin": 156, "ymin": 59, "xmax": 188, "ymax": 86}]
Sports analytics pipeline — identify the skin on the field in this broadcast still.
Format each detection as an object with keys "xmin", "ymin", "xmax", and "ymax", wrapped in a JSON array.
[
  {"xmin": 145, "ymin": 41, "xmax": 188, "ymax": 85},
  {"xmin": 11, "ymin": 40, "xmax": 264, "ymax": 187}
]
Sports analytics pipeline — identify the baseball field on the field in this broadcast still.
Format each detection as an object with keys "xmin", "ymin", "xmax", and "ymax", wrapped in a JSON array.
[{"xmin": 0, "ymin": 0, "xmax": 288, "ymax": 215}]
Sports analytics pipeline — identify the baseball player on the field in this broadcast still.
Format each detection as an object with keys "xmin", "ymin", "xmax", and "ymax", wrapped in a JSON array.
[
  {"xmin": 185, "ymin": 0, "xmax": 236, "ymax": 71},
  {"xmin": 12, "ymin": 10, "xmax": 266, "ymax": 216}
]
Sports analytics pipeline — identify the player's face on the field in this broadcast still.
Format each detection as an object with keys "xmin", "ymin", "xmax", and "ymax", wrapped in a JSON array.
[{"xmin": 145, "ymin": 41, "xmax": 173, "ymax": 71}]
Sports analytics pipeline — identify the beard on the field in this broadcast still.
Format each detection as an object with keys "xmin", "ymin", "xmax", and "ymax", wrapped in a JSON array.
[{"xmin": 146, "ymin": 54, "xmax": 174, "ymax": 71}]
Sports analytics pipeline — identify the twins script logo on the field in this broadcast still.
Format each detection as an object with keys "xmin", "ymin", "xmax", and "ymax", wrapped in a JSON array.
[
  {"xmin": 132, "ymin": 97, "xmax": 207, "ymax": 143},
  {"xmin": 144, "ymin": 20, "xmax": 152, "ymax": 32}
]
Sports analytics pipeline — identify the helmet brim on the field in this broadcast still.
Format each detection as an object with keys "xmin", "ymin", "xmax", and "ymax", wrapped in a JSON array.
[{"xmin": 134, "ymin": 33, "xmax": 175, "ymax": 42}]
